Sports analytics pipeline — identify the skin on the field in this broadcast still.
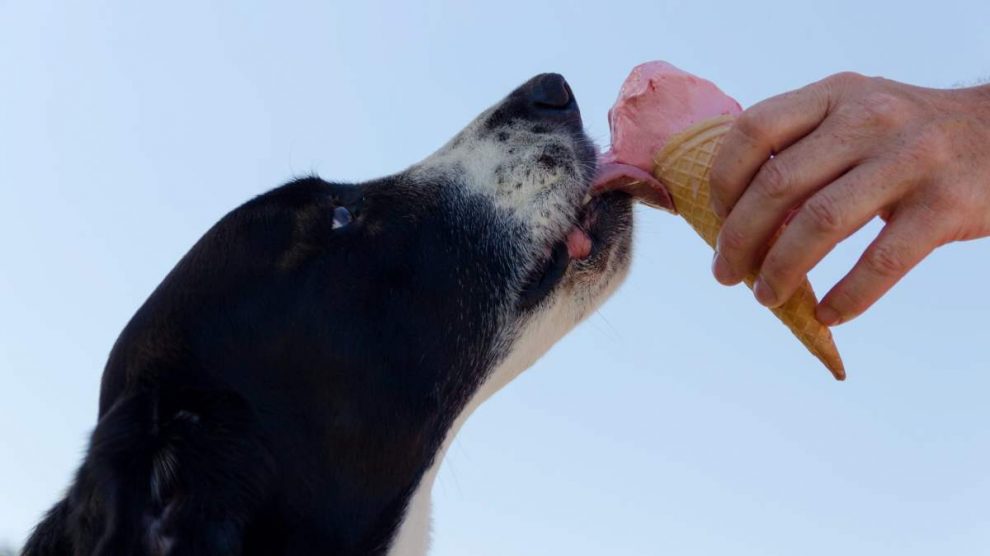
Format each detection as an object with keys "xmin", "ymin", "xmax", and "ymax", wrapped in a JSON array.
[{"xmin": 708, "ymin": 72, "xmax": 990, "ymax": 325}]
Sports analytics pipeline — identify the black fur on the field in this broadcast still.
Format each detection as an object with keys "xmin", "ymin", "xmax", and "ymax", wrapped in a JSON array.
[{"xmin": 25, "ymin": 175, "xmax": 518, "ymax": 555}]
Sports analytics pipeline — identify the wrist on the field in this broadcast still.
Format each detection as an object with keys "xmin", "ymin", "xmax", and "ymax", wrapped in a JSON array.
[
  {"xmin": 941, "ymin": 83, "xmax": 990, "ymax": 129},
  {"xmin": 963, "ymin": 83, "xmax": 990, "ymax": 116}
]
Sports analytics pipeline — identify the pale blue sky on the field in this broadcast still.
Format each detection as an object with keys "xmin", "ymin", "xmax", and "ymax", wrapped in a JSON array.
[{"xmin": 2, "ymin": 1, "xmax": 989, "ymax": 554}]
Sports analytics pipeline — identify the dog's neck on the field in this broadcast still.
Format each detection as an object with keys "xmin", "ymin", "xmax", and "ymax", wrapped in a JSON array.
[{"xmin": 387, "ymin": 298, "xmax": 584, "ymax": 556}]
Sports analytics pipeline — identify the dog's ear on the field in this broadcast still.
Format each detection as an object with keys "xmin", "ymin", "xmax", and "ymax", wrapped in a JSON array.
[
  {"xmin": 24, "ymin": 394, "xmax": 158, "ymax": 555},
  {"xmin": 21, "ymin": 499, "xmax": 72, "ymax": 556},
  {"xmin": 25, "ymin": 389, "xmax": 276, "ymax": 556},
  {"xmin": 142, "ymin": 390, "xmax": 275, "ymax": 555}
]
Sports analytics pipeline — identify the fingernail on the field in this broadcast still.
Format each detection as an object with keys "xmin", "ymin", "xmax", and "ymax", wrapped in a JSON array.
[
  {"xmin": 816, "ymin": 304, "xmax": 842, "ymax": 326},
  {"xmin": 753, "ymin": 277, "xmax": 778, "ymax": 307},
  {"xmin": 712, "ymin": 251, "xmax": 736, "ymax": 285}
]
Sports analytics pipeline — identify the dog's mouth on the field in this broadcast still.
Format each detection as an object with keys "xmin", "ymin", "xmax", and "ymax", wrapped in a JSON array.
[
  {"xmin": 516, "ymin": 156, "xmax": 675, "ymax": 309},
  {"xmin": 517, "ymin": 188, "xmax": 629, "ymax": 310},
  {"xmin": 565, "ymin": 190, "xmax": 623, "ymax": 261},
  {"xmin": 591, "ymin": 160, "xmax": 675, "ymax": 213},
  {"xmin": 557, "ymin": 155, "xmax": 674, "ymax": 268}
]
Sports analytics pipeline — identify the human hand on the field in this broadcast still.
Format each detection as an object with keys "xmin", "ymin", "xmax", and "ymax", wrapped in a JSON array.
[{"xmin": 708, "ymin": 72, "xmax": 990, "ymax": 325}]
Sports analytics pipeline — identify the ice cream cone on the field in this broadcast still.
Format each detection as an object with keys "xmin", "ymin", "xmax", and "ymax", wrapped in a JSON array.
[{"xmin": 653, "ymin": 115, "xmax": 845, "ymax": 380}]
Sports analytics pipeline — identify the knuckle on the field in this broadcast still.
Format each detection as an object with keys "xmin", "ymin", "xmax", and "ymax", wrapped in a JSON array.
[
  {"xmin": 859, "ymin": 92, "xmax": 911, "ymax": 128},
  {"xmin": 906, "ymin": 125, "xmax": 953, "ymax": 169},
  {"xmin": 753, "ymin": 160, "xmax": 790, "ymax": 201},
  {"xmin": 825, "ymin": 71, "xmax": 867, "ymax": 89},
  {"xmin": 917, "ymin": 186, "xmax": 967, "ymax": 233},
  {"xmin": 759, "ymin": 252, "xmax": 788, "ymax": 287},
  {"xmin": 828, "ymin": 285, "xmax": 868, "ymax": 316},
  {"xmin": 864, "ymin": 242, "xmax": 910, "ymax": 277},
  {"xmin": 734, "ymin": 110, "xmax": 771, "ymax": 146},
  {"xmin": 802, "ymin": 194, "xmax": 844, "ymax": 234},
  {"xmin": 717, "ymin": 224, "xmax": 748, "ymax": 256},
  {"xmin": 830, "ymin": 101, "xmax": 860, "ymax": 125}
]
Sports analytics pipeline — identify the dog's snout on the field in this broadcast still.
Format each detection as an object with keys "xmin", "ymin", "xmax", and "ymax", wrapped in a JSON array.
[
  {"xmin": 527, "ymin": 73, "xmax": 574, "ymax": 110},
  {"xmin": 483, "ymin": 72, "xmax": 584, "ymax": 134}
]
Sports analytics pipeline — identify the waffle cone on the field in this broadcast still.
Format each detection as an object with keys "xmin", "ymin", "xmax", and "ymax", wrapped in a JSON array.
[{"xmin": 653, "ymin": 115, "xmax": 845, "ymax": 380}]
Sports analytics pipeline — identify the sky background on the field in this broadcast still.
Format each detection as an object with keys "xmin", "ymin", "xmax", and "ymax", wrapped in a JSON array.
[{"xmin": 2, "ymin": 1, "xmax": 990, "ymax": 554}]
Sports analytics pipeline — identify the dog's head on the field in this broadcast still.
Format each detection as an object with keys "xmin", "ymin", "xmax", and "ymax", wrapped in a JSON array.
[
  {"xmin": 109, "ymin": 73, "xmax": 632, "ymax": 408},
  {"xmin": 97, "ymin": 73, "xmax": 634, "ymax": 550}
]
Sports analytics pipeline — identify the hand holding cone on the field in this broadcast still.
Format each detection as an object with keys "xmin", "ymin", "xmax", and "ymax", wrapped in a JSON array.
[{"xmin": 652, "ymin": 115, "xmax": 845, "ymax": 380}]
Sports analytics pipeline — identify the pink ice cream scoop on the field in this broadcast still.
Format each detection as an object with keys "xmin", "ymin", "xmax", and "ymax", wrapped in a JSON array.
[{"xmin": 593, "ymin": 61, "xmax": 742, "ymax": 212}]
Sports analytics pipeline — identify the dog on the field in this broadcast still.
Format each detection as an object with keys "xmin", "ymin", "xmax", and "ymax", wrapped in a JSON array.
[{"xmin": 24, "ymin": 73, "xmax": 635, "ymax": 556}]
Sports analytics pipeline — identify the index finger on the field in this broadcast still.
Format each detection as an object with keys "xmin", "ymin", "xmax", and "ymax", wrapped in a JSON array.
[{"xmin": 710, "ymin": 75, "xmax": 839, "ymax": 218}]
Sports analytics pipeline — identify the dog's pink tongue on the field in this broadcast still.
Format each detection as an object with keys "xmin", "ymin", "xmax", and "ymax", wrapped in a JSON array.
[
  {"xmin": 592, "ymin": 159, "xmax": 674, "ymax": 211},
  {"xmin": 565, "ymin": 227, "xmax": 592, "ymax": 259},
  {"xmin": 592, "ymin": 61, "xmax": 742, "ymax": 213}
]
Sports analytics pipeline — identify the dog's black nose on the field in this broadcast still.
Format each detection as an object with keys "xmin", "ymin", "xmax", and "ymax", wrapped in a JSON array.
[
  {"xmin": 527, "ymin": 73, "xmax": 574, "ymax": 110},
  {"xmin": 488, "ymin": 73, "xmax": 583, "ymax": 131}
]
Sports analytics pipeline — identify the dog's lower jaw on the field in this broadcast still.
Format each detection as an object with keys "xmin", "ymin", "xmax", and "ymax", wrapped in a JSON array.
[{"xmin": 386, "ymin": 259, "xmax": 632, "ymax": 556}]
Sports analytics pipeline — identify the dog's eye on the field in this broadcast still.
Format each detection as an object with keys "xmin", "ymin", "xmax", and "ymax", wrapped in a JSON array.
[{"xmin": 332, "ymin": 206, "xmax": 353, "ymax": 230}]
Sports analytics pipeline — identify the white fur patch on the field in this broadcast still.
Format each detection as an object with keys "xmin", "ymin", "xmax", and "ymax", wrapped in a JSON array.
[
  {"xmin": 386, "ymin": 87, "xmax": 629, "ymax": 556},
  {"xmin": 386, "ymin": 251, "xmax": 631, "ymax": 556},
  {"xmin": 409, "ymin": 117, "xmax": 589, "ymax": 255}
]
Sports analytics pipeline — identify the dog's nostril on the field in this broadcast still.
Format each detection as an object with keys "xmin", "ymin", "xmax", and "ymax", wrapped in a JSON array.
[{"xmin": 529, "ymin": 73, "xmax": 573, "ymax": 109}]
